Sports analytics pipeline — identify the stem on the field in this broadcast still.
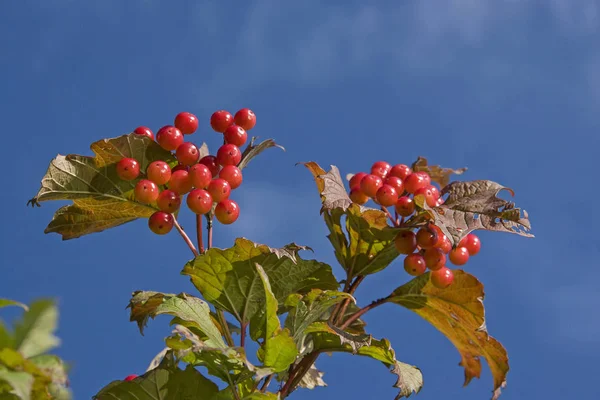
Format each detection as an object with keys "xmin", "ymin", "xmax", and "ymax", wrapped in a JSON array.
[
  {"xmin": 206, "ymin": 214, "xmax": 214, "ymax": 249},
  {"xmin": 228, "ymin": 379, "xmax": 241, "ymax": 400},
  {"xmin": 173, "ymin": 218, "xmax": 198, "ymax": 257},
  {"xmin": 196, "ymin": 214, "xmax": 205, "ymax": 254},
  {"xmin": 339, "ymin": 296, "xmax": 389, "ymax": 330},
  {"xmin": 381, "ymin": 206, "xmax": 399, "ymax": 227},
  {"xmin": 259, "ymin": 375, "xmax": 273, "ymax": 392},
  {"xmin": 240, "ymin": 322, "xmax": 247, "ymax": 348},
  {"xmin": 216, "ymin": 306, "xmax": 235, "ymax": 347},
  {"xmin": 280, "ymin": 352, "xmax": 319, "ymax": 398},
  {"xmin": 334, "ymin": 275, "xmax": 364, "ymax": 325}
]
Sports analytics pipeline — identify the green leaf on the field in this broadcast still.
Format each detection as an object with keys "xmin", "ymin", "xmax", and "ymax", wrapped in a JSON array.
[
  {"xmin": 260, "ymin": 331, "xmax": 297, "ymax": 373},
  {"xmin": 303, "ymin": 162, "xmax": 401, "ymax": 276},
  {"xmin": 250, "ymin": 264, "xmax": 280, "ymax": 341},
  {"xmin": 387, "ymin": 270, "xmax": 508, "ymax": 398},
  {"xmin": 418, "ymin": 180, "xmax": 533, "ymax": 246},
  {"xmin": 182, "ymin": 238, "xmax": 338, "ymax": 327},
  {"xmin": 94, "ymin": 353, "xmax": 219, "ymax": 400},
  {"xmin": 238, "ymin": 138, "xmax": 285, "ymax": 170},
  {"xmin": 128, "ymin": 291, "xmax": 225, "ymax": 348},
  {"xmin": 0, "ymin": 299, "xmax": 28, "ymax": 311},
  {"xmin": 0, "ymin": 369, "xmax": 33, "ymax": 400},
  {"xmin": 30, "ymin": 133, "xmax": 178, "ymax": 239},
  {"xmin": 0, "ymin": 321, "xmax": 13, "ymax": 348},
  {"xmin": 28, "ymin": 355, "xmax": 71, "ymax": 400},
  {"xmin": 13, "ymin": 300, "xmax": 60, "ymax": 359},
  {"xmin": 0, "ymin": 349, "xmax": 54, "ymax": 400},
  {"xmin": 411, "ymin": 156, "xmax": 467, "ymax": 187}
]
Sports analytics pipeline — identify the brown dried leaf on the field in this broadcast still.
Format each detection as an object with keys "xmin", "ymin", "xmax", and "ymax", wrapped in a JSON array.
[
  {"xmin": 412, "ymin": 157, "xmax": 467, "ymax": 187},
  {"xmin": 238, "ymin": 137, "xmax": 285, "ymax": 170}
]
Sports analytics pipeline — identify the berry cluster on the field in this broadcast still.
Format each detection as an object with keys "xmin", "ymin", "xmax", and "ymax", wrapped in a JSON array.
[
  {"xmin": 122, "ymin": 109, "xmax": 256, "ymax": 235},
  {"xmin": 348, "ymin": 161, "xmax": 481, "ymax": 289}
]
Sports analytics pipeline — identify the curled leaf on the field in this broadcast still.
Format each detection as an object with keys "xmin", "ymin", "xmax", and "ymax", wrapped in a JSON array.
[{"xmin": 411, "ymin": 156, "xmax": 467, "ymax": 187}]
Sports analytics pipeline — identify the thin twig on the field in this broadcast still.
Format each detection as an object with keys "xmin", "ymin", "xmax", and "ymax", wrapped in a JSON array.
[
  {"xmin": 196, "ymin": 214, "xmax": 205, "ymax": 254},
  {"xmin": 334, "ymin": 275, "xmax": 365, "ymax": 325},
  {"xmin": 279, "ymin": 352, "xmax": 319, "ymax": 398},
  {"xmin": 216, "ymin": 307, "xmax": 235, "ymax": 347},
  {"xmin": 259, "ymin": 375, "xmax": 273, "ymax": 393},
  {"xmin": 381, "ymin": 206, "xmax": 399, "ymax": 227},
  {"xmin": 339, "ymin": 296, "xmax": 389, "ymax": 330},
  {"xmin": 173, "ymin": 218, "xmax": 198, "ymax": 257}
]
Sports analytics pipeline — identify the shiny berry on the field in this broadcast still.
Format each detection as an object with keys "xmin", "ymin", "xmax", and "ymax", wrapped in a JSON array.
[
  {"xmin": 394, "ymin": 231, "xmax": 417, "ymax": 254},
  {"xmin": 116, "ymin": 158, "xmax": 140, "ymax": 181},
  {"xmin": 219, "ymin": 165, "xmax": 243, "ymax": 189},
  {"xmin": 349, "ymin": 172, "xmax": 367, "ymax": 189},
  {"xmin": 199, "ymin": 155, "xmax": 220, "ymax": 177},
  {"xmin": 124, "ymin": 375, "xmax": 138, "ymax": 382},
  {"xmin": 375, "ymin": 184, "xmax": 398, "ymax": 207},
  {"xmin": 216, "ymin": 144, "xmax": 242, "ymax": 166},
  {"xmin": 360, "ymin": 174, "xmax": 383, "ymax": 198},
  {"xmin": 395, "ymin": 196, "xmax": 415, "ymax": 217},
  {"xmin": 156, "ymin": 125, "xmax": 184, "ymax": 151},
  {"xmin": 146, "ymin": 161, "xmax": 172, "ymax": 186},
  {"xmin": 207, "ymin": 179, "xmax": 231, "ymax": 202},
  {"xmin": 133, "ymin": 126, "xmax": 154, "ymax": 140},
  {"xmin": 176, "ymin": 142, "xmax": 200, "ymax": 166},
  {"xmin": 189, "ymin": 163, "xmax": 212, "ymax": 189},
  {"xmin": 384, "ymin": 176, "xmax": 404, "ymax": 194},
  {"xmin": 389, "ymin": 164, "xmax": 412, "ymax": 180},
  {"xmin": 210, "ymin": 110, "xmax": 234, "ymax": 133},
  {"xmin": 423, "ymin": 248, "xmax": 446, "ymax": 271},
  {"xmin": 414, "ymin": 185, "xmax": 439, "ymax": 207},
  {"xmin": 223, "ymin": 125, "xmax": 248, "ymax": 147},
  {"xmin": 349, "ymin": 186, "xmax": 369, "ymax": 205},
  {"xmin": 459, "ymin": 233, "xmax": 481, "ymax": 255},
  {"xmin": 437, "ymin": 235, "xmax": 453, "ymax": 254},
  {"xmin": 215, "ymin": 199, "xmax": 240, "ymax": 224},
  {"xmin": 449, "ymin": 247, "xmax": 470, "ymax": 265},
  {"xmin": 156, "ymin": 190, "xmax": 181, "ymax": 213},
  {"xmin": 430, "ymin": 267, "xmax": 454, "ymax": 289},
  {"xmin": 186, "ymin": 189, "xmax": 213, "ymax": 215},
  {"xmin": 370, "ymin": 161, "xmax": 392, "ymax": 179},
  {"xmin": 169, "ymin": 170, "xmax": 193, "ymax": 195},
  {"xmin": 174, "ymin": 112, "xmax": 199, "ymax": 134},
  {"xmin": 404, "ymin": 173, "xmax": 429, "ymax": 194},
  {"xmin": 404, "ymin": 253, "xmax": 427, "ymax": 276},
  {"xmin": 148, "ymin": 211, "xmax": 174, "ymax": 235},
  {"xmin": 419, "ymin": 172, "xmax": 432, "ymax": 186},
  {"xmin": 234, "ymin": 108, "xmax": 256, "ymax": 131},
  {"xmin": 416, "ymin": 227, "xmax": 439, "ymax": 249},
  {"xmin": 134, "ymin": 179, "xmax": 159, "ymax": 204}
]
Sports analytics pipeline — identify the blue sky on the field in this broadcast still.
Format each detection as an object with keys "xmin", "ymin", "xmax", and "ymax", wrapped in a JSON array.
[{"xmin": 1, "ymin": 0, "xmax": 599, "ymax": 398}]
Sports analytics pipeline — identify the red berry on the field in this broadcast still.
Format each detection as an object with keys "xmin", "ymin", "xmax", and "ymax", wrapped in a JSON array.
[
  {"xmin": 146, "ymin": 161, "xmax": 172, "ymax": 186},
  {"xmin": 219, "ymin": 165, "xmax": 243, "ymax": 189},
  {"xmin": 148, "ymin": 211, "xmax": 174, "ymax": 235},
  {"xmin": 370, "ymin": 161, "xmax": 392, "ymax": 179},
  {"xmin": 395, "ymin": 196, "xmax": 415, "ymax": 217},
  {"xmin": 172, "ymin": 164, "xmax": 189, "ymax": 172},
  {"xmin": 116, "ymin": 158, "xmax": 140, "ymax": 181},
  {"xmin": 199, "ymin": 155, "xmax": 220, "ymax": 177},
  {"xmin": 349, "ymin": 172, "xmax": 367, "ymax": 189},
  {"xmin": 389, "ymin": 164, "xmax": 412, "ymax": 180},
  {"xmin": 375, "ymin": 184, "xmax": 398, "ymax": 207},
  {"xmin": 349, "ymin": 186, "xmax": 369, "ymax": 205},
  {"xmin": 394, "ymin": 231, "xmax": 417, "ymax": 254},
  {"xmin": 210, "ymin": 110, "xmax": 234, "ymax": 133},
  {"xmin": 404, "ymin": 253, "xmax": 427, "ymax": 276},
  {"xmin": 404, "ymin": 173, "xmax": 429, "ymax": 194},
  {"xmin": 134, "ymin": 179, "xmax": 159, "ymax": 204},
  {"xmin": 174, "ymin": 112, "xmax": 199, "ymax": 135},
  {"xmin": 169, "ymin": 170, "xmax": 193, "ymax": 195},
  {"xmin": 437, "ymin": 235, "xmax": 452, "ymax": 254},
  {"xmin": 189, "ymin": 163, "xmax": 212, "ymax": 189},
  {"xmin": 423, "ymin": 248, "xmax": 446, "ymax": 271},
  {"xmin": 215, "ymin": 199, "xmax": 240, "ymax": 224},
  {"xmin": 384, "ymin": 176, "xmax": 404, "ymax": 194},
  {"xmin": 156, "ymin": 190, "xmax": 181, "ymax": 213},
  {"xmin": 418, "ymin": 172, "xmax": 432, "ymax": 186},
  {"xmin": 124, "ymin": 375, "xmax": 138, "ymax": 382},
  {"xmin": 414, "ymin": 185, "xmax": 439, "ymax": 207},
  {"xmin": 459, "ymin": 233, "xmax": 481, "ymax": 255},
  {"xmin": 234, "ymin": 108, "xmax": 256, "ymax": 131},
  {"xmin": 186, "ymin": 189, "xmax": 213, "ymax": 215},
  {"xmin": 156, "ymin": 125, "xmax": 184, "ymax": 151},
  {"xmin": 360, "ymin": 174, "xmax": 383, "ymax": 198},
  {"xmin": 449, "ymin": 247, "xmax": 470, "ymax": 266},
  {"xmin": 430, "ymin": 267, "xmax": 454, "ymax": 289},
  {"xmin": 416, "ymin": 227, "xmax": 439, "ymax": 249},
  {"xmin": 133, "ymin": 126, "xmax": 154, "ymax": 140},
  {"xmin": 175, "ymin": 142, "xmax": 200, "ymax": 166},
  {"xmin": 216, "ymin": 144, "xmax": 242, "ymax": 166},
  {"xmin": 223, "ymin": 125, "xmax": 248, "ymax": 147},
  {"xmin": 207, "ymin": 179, "xmax": 231, "ymax": 202}
]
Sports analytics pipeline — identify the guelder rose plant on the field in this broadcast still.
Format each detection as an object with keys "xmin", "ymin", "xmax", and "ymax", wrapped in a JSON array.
[{"xmin": 25, "ymin": 108, "xmax": 533, "ymax": 400}]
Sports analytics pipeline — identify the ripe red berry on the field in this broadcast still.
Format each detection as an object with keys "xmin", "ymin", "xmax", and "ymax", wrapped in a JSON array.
[
  {"xmin": 449, "ymin": 247, "xmax": 470, "ymax": 265},
  {"xmin": 234, "ymin": 108, "xmax": 256, "ymax": 131},
  {"xmin": 175, "ymin": 142, "xmax": 200, "ymax": 166},
  {"xmin": 156, "ymin": 190, "xmax": 181, "ymax": 213},
  {"xmin": 134, "ymin": 179, "xmax": 159, "ymax": 204},
  {"xmin": 404, "ymin": 173, "xmax": 429, "ymax": 194},
  {"xmin": 423, "ymin": 248, "xmax": 446, "ymax": 271},
  {"xmin": 207, "ymin": 179, "xmax": 231, "ymax": 203},
  {"xmin": 146, "ymin": 161, "xmax": 172, "ymax": 186},
  {"xmin": 416, "ymin": 227, "xmax": 439, "ymax": 249},
  {"xmin": 133, "ymin": 126, "xmax": 154, "ymax": 140},
  {"xmin": 360, "ymin": 174, "xmax": 383, "ymax": 198},
  {"xmin": 459, "ymin": 233, "xmax": 481, "ymax": 255},
  {"xmin": 148, "ymin": 211, "xmax": 174, "ymax": 235},
  {"xmin": 172, "ymin": 164, "xmax": 189, "ymax": 172},
  {"xmin": 210, "ymin": 110, "xmax": 234, "ymax": 133},
  {"xmin": 419, "ymin": 172, "xmax": 432, "ymax": 186},
  {"xmin": 349, "ymin": 172, "xmax": 367, "ymax": 189},
  {"xmin": 189, "ymin": 163, "xmax": 212, "ymax": 189},
  {"xmin": 174, "ymin": 112, "xmax": 199, "ymax": 135},
  {"xmin": 414, "ymin": 185, "xmax": 439, "ymax": 207},
  {"xmin": 349, "ymin": 186, "xmax": 369, "ymax": 205},
  {"xmin": 389, "ymin": 164, "xmax": 411, "ymax": 180},
  {"xmin": 223, "ymin": 125, "xmax": 248, "ymax": 147},
  {"xmin": 116, "ymin": 158, "xmax": 140, "ymax": 181},
  {"xmin": 215, "ymin": 199, "xmax": 240, "ymax": 224},
  {"xmin": 216, "ymin": 144, "xmax": 242, "ymax": 167},
  {"xmin": 199, "ymin": 155, "xmax": 220, "ymax": 177},
  {"xmin": 370, "ymin": 161, "xmax": 392, "ymax": 179},
  {"xmin": 219, "ymin": 165, "xmax": 243, "ymax": 189},
  {"xmin": 436, "ymin": 235, "xmax": 452, "ymax": 254},
  {"xmin": 375, "ymin": 184, "xmax": 398, "ymax": 207},
  {"xmin": 384, "ymin": 176, "xmax": 404, "ymax": 194},
  {"xmin": 395, "ymin": 196, "xmax": 415, "ymax": 217},
  {"xmin": 430, "ymin": 267, "xmax": 454, "ymax": 289},
  {"xmin": 394, "ymin": 231, "xmax": 417, "ymax": 254},
  {"xmin": 186, "ymin": 189, "xmax": 213, "ymax": 215},
  {"xmin": 404, "ymin": 253, "xmax": 427, "ymax": 276},
  {"xmin": 156, "ymin": 125, "xmax": 184, "ymax": 151},
  {"xmin": 169, "ymin": 170, "xmax": 193, "ymax": 195},
  {"xmin": 124, "ymin": 375, "xmax": 138, "ymax": 382}
]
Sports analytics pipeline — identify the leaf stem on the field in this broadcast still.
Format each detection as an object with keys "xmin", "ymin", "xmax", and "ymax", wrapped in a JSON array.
[
  {"xmin": 173, "ymin": 218, "xmax": 198, "ymax": 257},
  {"xmin": 280, "ymin": 352, "xmax": 319, "ymax": 398},
  {"xmin": 259, "ymin": 374, "xmax": 273, "ymax": 393},
  {"xmin": 240, "ymin": 322, "xmax": 247, "ymax": 348},
  {"xmin": 334, "ymin": 275, "xmax": 364, "ymax": 325},
  {"xmin": 216, "ymin": 306, "xmax": 235, "ymax": 347},
  {"xmin": 339, "ymin": 296, "xmax": 389, "ymax": 330},
  {"xmin": 196, "ymin": 214, "xmax": 205, "ymax": 254}
]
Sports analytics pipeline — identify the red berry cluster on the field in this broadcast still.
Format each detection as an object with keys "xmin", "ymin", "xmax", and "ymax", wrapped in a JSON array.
[
  {"xmin": 123, "ymin": 109, "xmax": 256, "ymax": 235},
  {"xmin": 348, "ymin": 161, "xmax": 481, "ymax": 289}
]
